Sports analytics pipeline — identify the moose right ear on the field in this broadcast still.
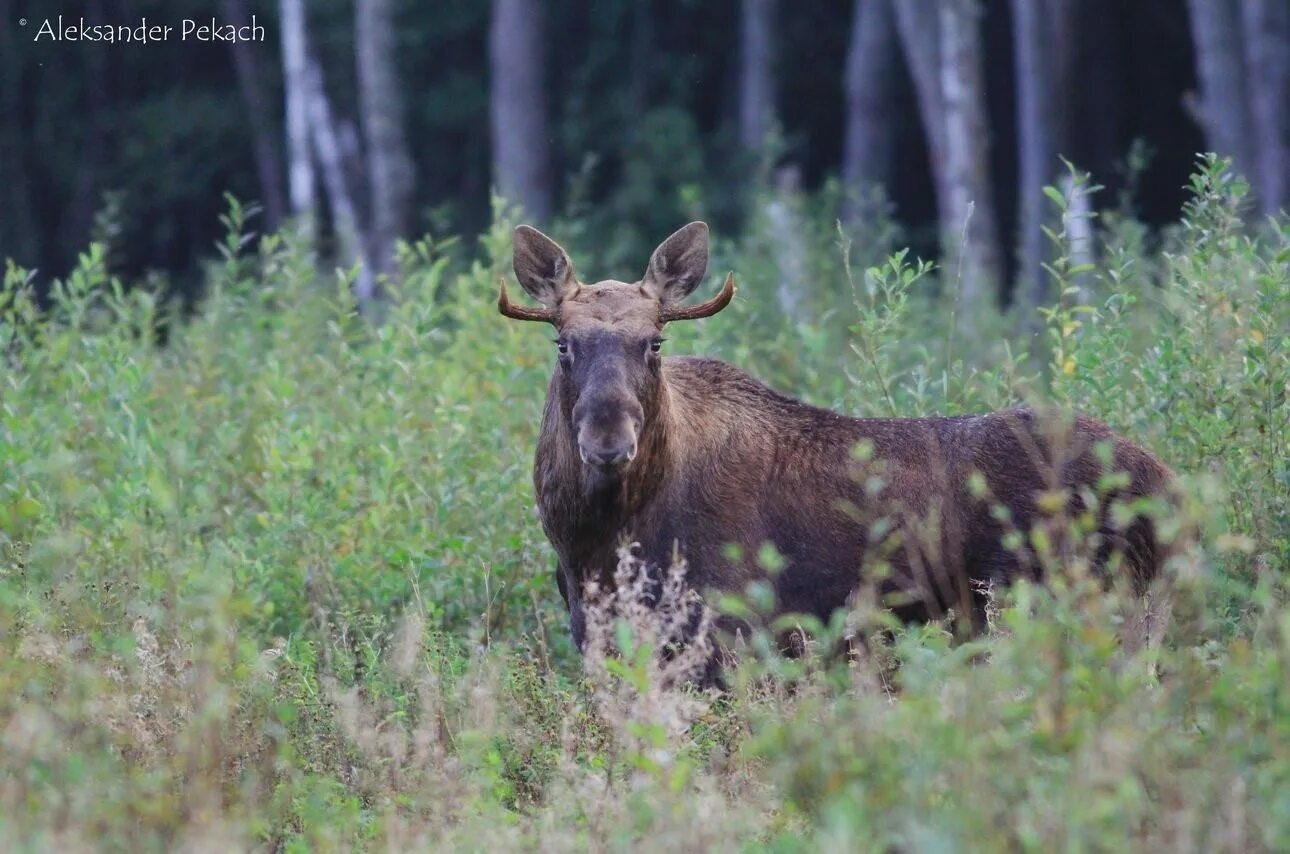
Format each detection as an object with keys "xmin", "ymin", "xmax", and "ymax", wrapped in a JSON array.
[
  {"xmin": 641, "ymin": 221, "xmax": 709, "ymax": 304},
  {"xmin": 512, "ymin": 225, "xmax": 578, "ymax": 306}
]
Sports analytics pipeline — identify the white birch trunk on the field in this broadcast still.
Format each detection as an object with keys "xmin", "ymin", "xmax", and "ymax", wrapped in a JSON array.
[
  {"xmin": 357, "ymin": 0, "xmax": 415, "ymax": 286},
  {"xmin": 842, "ymin": 0, "xmax": 898, "ymax": 225},
  {"xmin": 304, "ymin": 59, "xmax": 372, "ymax": 301},
  {"xmin": 1012, "ymin": 0, "xmax": 1058, "ymax": 310},
  {"xmin": 279, "ymin": 0, "xmax": 316, "ymax": 234},
  {"xmin": 1239, "ymin": 0, "xmax": 1289, "ymax": 214},
  {"xmin": 1185, "ymin": 0, "xmax": 1257, "ymax": 187},
  {"xmin": 489, "ymin": 0, "xmax": 552, "ymax": 222},
  {"xmin": 893, "ymin": 0, "xmax": 956, "ymax": 260},
  {"xmin": 739, "ymin": 0, "xmax": 776, "ymax": 153},
  {"xmin": 937, "ymin": 0, "xmax": 1002, "ymax": 308}
]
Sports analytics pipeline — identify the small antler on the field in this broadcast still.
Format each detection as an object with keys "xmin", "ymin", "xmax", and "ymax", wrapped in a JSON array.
[
  {"xmin": 660, "ymin": 272, "xmax": 736, "ymax": 322},
  {"xmin": 498, "ymin": 278, "xmax": 557, "ymax": 323}
]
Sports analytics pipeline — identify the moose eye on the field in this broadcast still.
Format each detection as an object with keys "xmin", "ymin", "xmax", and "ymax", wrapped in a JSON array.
[
  {"xmin": 649, "ymin": 339, "xmax": 665, "ymax": 354},
  {"xmin": 554, "ymin": 339, "xmax": 570, "ymax": 357}
]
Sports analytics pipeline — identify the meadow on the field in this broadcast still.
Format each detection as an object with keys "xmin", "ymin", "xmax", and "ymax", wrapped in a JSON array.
[{"xmin": 1, "ymin": 158, "xmax": 1287, "ymax": 851}]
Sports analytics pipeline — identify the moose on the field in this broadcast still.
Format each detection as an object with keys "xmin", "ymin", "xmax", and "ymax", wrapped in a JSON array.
[{"xmin": 498, "ymin": 222, "xmax": 1176, "ymax": 663}]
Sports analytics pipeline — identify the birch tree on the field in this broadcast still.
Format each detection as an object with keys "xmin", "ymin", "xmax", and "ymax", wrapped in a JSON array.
[
  {"xmin": 224, "ymin": 0, "xmax": 285, "ymax": 230},
  {"xmin": 280, "ymin": 0, "xmax": 374, "ymax": 306},
  {"xmin": 895, "ymin": 0, "xmax": 1002, "ymax": 309},
  {"xmin": 1239, "ymin": 0, "xmax": 1289, "ymax": 214},
  {"xmin": 304, "ymin": 60, "xmax": 371, "ymax": 301},
  {"xmin": 279, "ymin": 0, "xmax": 316, "ymax": 233},
  {"xmin": 938, "ymin": 0, "xmax": 1002, "ymax": 306},
  {"xmin": 1186, "ymin": 0, "xmax": 1255, "ymax": 180},
  {"xmin": 489, "ymin": 0, "xmax": 552, "ymax": 222},
  {"xmin": 357, "ymin": 0, "xmax": 415, "ymax": 289},
  {"xmin": 1186, "ymin": 0, "xmax": 1288, "ymax": 215},
  {"xmin": 1011, "ymin": 0, "xmax": 1060, "ymax": 311},
  {"xmin": 842, "ymin": 0, "xmax": 898, "ymax": 225},
  {"xmin": 739, "ymin": 0, "xmax": 776, "ymax": 154}
]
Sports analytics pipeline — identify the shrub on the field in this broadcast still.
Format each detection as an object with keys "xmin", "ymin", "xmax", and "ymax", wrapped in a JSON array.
[{"xmin": 0, "ymin": 159, "xmax": 1285, "ymax": 849}]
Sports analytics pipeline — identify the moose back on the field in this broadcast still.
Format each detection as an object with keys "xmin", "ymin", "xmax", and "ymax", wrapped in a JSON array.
[{"xmin": 498, "ymin": 222, "xmax": 1175, "ymax": 654}]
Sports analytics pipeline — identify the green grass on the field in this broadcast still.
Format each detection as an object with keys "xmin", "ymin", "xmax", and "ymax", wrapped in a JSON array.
[{"xmin": 1, "ymin": 158, "xmax": 1287, "ymax": 850}]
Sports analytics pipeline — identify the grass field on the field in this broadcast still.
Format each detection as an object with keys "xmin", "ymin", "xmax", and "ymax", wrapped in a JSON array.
[{"xmin": 1, "ymin": 160, "xmax": 1287, "ymax": 850}]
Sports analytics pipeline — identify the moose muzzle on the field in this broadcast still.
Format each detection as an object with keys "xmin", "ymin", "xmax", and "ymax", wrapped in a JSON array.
[{"xmin": 573, "ymin": 393, "xmax": 643, "ymax": 471}]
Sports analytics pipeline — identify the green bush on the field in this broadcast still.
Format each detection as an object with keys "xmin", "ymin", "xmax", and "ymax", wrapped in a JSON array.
[{"xmin": 0, "ymin": 159, "xmax": 1286, "ymax": 849}]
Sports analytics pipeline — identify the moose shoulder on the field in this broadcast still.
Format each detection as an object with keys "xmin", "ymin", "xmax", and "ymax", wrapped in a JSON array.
[{"xmin": 499, "ymin": 222, "xmax": 1175, "ymax": 656}]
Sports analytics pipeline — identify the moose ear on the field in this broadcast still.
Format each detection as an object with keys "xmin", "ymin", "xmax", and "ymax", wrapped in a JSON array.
[
  {"xmin": 512, "ymin": 225, "xmax": 578, "ymax": 306},
  {"xmin": 641, "ymin": 222, "xmax": 709, "ymax": 304}
]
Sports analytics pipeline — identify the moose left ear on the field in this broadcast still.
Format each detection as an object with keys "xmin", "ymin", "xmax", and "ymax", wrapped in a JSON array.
[{"xmin": 641, "ymin": 222, "xmax": 709, "ymax": 304}]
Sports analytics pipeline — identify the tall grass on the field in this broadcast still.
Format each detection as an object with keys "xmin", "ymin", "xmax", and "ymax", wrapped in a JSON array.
[{"xmin": 1, "ymin": 158, "xmax": 1286, "ymax": 850}]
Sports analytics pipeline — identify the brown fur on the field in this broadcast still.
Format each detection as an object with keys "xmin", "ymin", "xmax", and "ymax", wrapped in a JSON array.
[{"xmin": 502, "ymin": 223, "xmax": 1177, "ymax": 655}]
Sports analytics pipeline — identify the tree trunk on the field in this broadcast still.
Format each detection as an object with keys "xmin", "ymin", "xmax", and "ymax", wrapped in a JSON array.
[
  {"xmin": 279, "ymin": 0, "xmax": 317, "ymax": 234},
  {"xmin": 1239, "ymin": 0, "xmax": 1289, "ymax": 214},
  {"xmin": 765, "ymin": 165, "xmax": 808, "ymax": 321},
  {"xmin": 489, "ymin": 0, "xmax": 552, "ymax": 222},
  {"xmin": 1185, "ymin": 0, "xmax": 1257, "ymax": 188},
  {"xmin": 304, "ymin": 58, "xmax": 372, "ymax": 301},
  {"xmin": 223, "ymin": 0, "xmax": 285, "ymax": 231},
  {"xmin": 357, "ymin": 0, "xmax": 416, "ymax": 288},
  {"xmin": 739, "ymin": 0, "xmax": 776, "ymax": 153},
  {"xmin": 842, "ymin": 0, "xmax": 898, "ymax": 225},
  {"xmin": 1011, "ymin": 0, "xmax": 1059, "ymax": 310},
  {"xmin": 1062, "ymin": 172, "xmax": 1096, "ymax": 308},
  {"xmin": 1046, "ymin": 0, "xmax": 1078, "ymax": 149},
  {"xmin": 893, "ymin": 0, "xmax": 957, "ymax": 272},
  {"xmin": 937, "ymin": 0, "xmax": 1002, "ymax": 308},
  {"xmin": 893, "ymin": 2, "xmax": 947, "ymax": 176}
]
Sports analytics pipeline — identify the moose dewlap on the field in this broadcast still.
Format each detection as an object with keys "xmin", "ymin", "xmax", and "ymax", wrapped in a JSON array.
[{"xmin": 498, "ymin": 222, "xmax": 1175, "ymax": 662}]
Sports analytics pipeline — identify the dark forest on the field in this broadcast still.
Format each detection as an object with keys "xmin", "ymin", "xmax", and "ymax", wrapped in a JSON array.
[{"xmin": 4, "ymin": 0, "xmax": 1282, "ymax": 307}]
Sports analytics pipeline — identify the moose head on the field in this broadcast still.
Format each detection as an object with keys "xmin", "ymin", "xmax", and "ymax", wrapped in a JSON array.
[{"xmin": 498, "ymin": 222, "xmax": 734, "ymax": 475}]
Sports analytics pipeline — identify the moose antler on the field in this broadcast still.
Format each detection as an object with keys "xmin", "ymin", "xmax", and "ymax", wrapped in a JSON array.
[
  {"xmin": 498, "ymin": 278, "xmax": 557, "ymax": 323},
  {"xmin": 660, "ymin": 272, "xmax": 736, "ymax": 322}
]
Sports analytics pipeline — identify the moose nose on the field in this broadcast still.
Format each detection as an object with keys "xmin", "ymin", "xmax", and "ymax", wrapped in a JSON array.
[{"xmin": 584, "ymin": 446, "xmax": 635, "ymax": 468}]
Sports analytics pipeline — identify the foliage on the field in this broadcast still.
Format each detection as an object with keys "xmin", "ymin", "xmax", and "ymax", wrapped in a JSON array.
[{"xmin": 0, "ymin": 161, "xmax": 1287, "ymax": 849}]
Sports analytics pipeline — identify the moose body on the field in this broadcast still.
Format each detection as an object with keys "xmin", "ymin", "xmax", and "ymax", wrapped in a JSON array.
[{"xmin": 500, "ymin": 222, "xmax": 1175, "ymax": 656}]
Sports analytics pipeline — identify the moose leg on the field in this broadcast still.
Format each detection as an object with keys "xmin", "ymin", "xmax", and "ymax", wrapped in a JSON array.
[
  {"xmin": 556, "ymin": 561, "xmax": 570, "ymax": 607},
  {"xmin": 1121, "ymin": 580, "xmax": 1173, "ymax": 659},
  {"xmin": 569, "ymin": 603, "xmax": 587, "ymax": 653},
  {"xmin": 556, "ymin": 563, "xmax": 588, "ymax": 652}
]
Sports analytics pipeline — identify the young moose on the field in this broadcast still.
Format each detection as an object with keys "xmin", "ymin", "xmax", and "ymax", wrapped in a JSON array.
[{"xmin": 499, "ymin": 222, "xmax": 1175, "ymax": 659}]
